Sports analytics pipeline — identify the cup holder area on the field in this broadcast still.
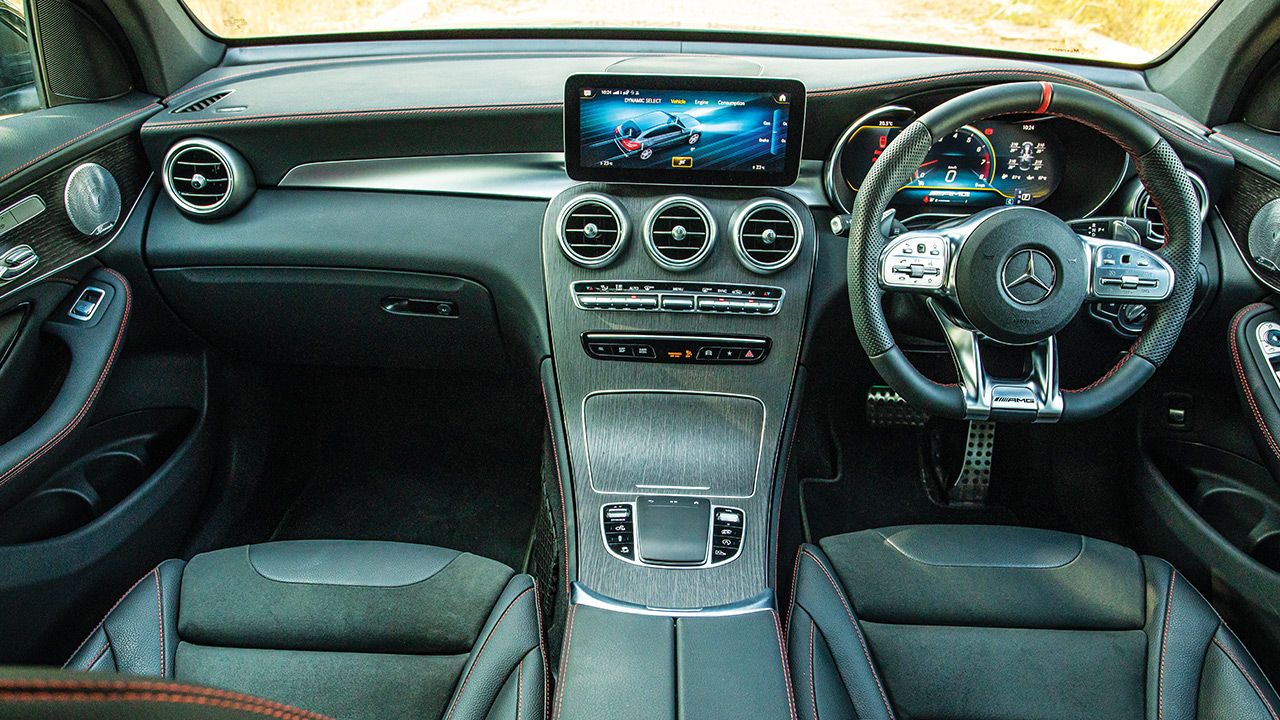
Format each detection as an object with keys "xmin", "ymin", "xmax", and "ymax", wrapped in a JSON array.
[
  {"xmin": 1151, "ymin": 439, "xmax": 1280, "ymax": 575},
  {"xmin": 0, "ymin": 408, "xmax": 194, "ymax": 545}
]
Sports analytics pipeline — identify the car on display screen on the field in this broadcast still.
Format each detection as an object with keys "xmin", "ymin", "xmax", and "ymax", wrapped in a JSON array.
[
  {"xmin": 614, "ymin": 110, "xmax": 703, "ymax": 158},
  {"xmin": 1, "ymin": 0, "xmax": 1279, "ymax": 718}
]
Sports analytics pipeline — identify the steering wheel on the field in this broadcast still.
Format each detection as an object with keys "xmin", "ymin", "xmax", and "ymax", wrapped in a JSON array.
[{"xmin": 849, "ymin": 81, "xmax": 1201, "ymax": 423}]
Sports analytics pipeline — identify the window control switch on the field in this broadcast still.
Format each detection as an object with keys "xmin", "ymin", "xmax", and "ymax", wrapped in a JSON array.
[{"xmin": 69, "ymin": 287, "xmax": 106, "ymax": 321}]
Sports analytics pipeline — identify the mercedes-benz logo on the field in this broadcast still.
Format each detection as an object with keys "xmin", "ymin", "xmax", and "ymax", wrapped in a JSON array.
[{"xmin": 1002, "ymin": 249, "xmax": 1057, "ymax": 305}]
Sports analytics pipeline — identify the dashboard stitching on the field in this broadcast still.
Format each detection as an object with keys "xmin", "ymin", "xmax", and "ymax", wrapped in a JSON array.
[
  {"xmin": 1215, "ymin": 132, "xmax": 1280, "ymax": 169},
  {"xmin": 0, "ymin": 104, "xmax": 157, "ymax": 186},
  {"xmin": 146, "ymin": 102, "xmax": 563, "ymax": 129},
  {"xmin": 811, "ymin": 69, "xmax": 1228, "ymax": 158},
  {"xmin": 1230, "ymin": 303, "xmax": 1280, "ymax": 461}
]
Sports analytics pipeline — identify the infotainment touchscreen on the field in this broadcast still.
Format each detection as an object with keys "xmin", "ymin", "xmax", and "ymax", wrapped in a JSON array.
[{"xmin": 564, "ymin": 74, "xmax": 806, "ymax": 186}]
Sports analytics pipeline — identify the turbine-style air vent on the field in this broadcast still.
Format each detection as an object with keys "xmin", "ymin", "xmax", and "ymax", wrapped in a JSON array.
[
  {"xmin": 173, "ymin": 91, "xmax": 231, "ymax": 113},
  {"xmin": 1132, "ymin": 172, "xmax": 1209, "ymax": 243},
  {"xmin": 162, "ymin": 138, "xmax": 254, "ymax": 218},
  {"xmin": 732, "ymin": 199, "xmax": 803, "ymax": 273},
  {"xmin": 644, "ymin": 197, "xmax": 715, "ymax": 271},
  {"xmin": 557, "ymin": 194, "xmax": 627, "ymax": 267}
]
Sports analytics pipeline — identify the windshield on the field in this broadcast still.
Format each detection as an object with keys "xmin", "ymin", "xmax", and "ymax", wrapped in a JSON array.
[{"xmin": 181, "ymin": 0, "xmax": 1218, "ymax": 64}]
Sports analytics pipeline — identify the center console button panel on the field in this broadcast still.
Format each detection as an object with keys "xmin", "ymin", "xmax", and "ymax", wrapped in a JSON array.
[
  {"xmin": 572, "ymin": 280, "xmax": 783, "ymax": 316},
  {"xmin": 601, "ymin": 497, "xmax": 745, "ymax": 567},
  {"xmin": 582, "ymin": 333, "xmax": 769, "ymax": 364}
]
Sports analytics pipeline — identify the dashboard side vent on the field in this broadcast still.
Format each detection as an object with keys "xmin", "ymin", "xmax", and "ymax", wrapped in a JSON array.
[
  {"xmin": 732, "ymin": 199, "xmax": 803, "ymax": 273},
  {"xmin": 644, "ymin": 197, "xmax": 716, "ymax": 271},
  {"xmin": 557, "ymin": 194, "xmax": 628, "ymax": 267},
  {"xmin": 162, "ymin": 138, "xmax": 255, "ymax": 218},
  {"xmin": 173, "ymin": 91, "xmax": 231, "ymax": 113},
  {"xmin": 1132, "ymin": 171, "xmax": 1209, "ymax": 242}
]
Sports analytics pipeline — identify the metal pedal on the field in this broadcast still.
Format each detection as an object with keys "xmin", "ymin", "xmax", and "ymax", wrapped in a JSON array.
[
  {"xmin": 866, "ymin": 385, "xmax": 929, "ymax": 428},
  {"xmin": 949, "ymin": 420, "xmax": 996, "ymax": 505}
]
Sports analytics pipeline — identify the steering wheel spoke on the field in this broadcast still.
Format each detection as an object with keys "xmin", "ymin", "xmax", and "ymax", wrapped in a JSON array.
[
  {"xmin": 1079, "ymin": 235, "xmax": 1176, "ymax": 305},
  {"xmin": 926, "ymin": 299, "xmax": 1064, "ymax": 422}
]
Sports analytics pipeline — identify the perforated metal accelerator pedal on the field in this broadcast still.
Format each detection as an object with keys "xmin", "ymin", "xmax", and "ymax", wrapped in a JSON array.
[
  {"xmin": 865, "ymin": 385, "xmax": 929, "ymax": 428},
  {"xmin": 949, "ymin": 421, "xmax": 996, "ymax": 505}
]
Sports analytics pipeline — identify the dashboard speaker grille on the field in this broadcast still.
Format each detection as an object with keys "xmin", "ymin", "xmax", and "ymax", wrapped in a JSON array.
[
  {"xmin": 558, "ymin": 195, "xmax": 627, "ymax": 267},
  {"xmin": 645, "ymin": 198, "xmax": 714, "ymax": 271},
  {"xmin": 734, "ymin": 200, "xmax": 802, "ymax": 273},
  {"xmin": 165, "ymin": 143, "xmax": 232, "ymax": 213},
  {"xmin": 174, "ymin": 92, "xmax": 231, "ymax": 114}
]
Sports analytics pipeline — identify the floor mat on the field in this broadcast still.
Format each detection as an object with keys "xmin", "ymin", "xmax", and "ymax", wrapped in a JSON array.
[
  {"xmin": 270, "ymin": 369, "xmax": 542, "ymax": 571},
  {"xmin": 798, "ymin": 393, "xmax": 1019, "ymax": 544}
]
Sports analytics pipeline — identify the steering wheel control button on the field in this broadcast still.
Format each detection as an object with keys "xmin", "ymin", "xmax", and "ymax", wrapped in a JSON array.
[
  {"xmin": 582, "ymin": 333, "xmax": 769, "ymax": 364},
  {"xmin": 1088, "ymin": 243, "xmax": 1173, "ymax": 302},
  {"xmin": 881, "ymin": 234, "xmax": 948, "ymax": 289},
  {"xmin": 573, "ymin": 280, "xmax": 783, "ymax": 316}
]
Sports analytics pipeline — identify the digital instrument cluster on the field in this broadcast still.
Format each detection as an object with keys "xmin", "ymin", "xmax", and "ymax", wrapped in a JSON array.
[{"xmin": 825, "ymin": 105, "xmax": 1065, "ymax": 213}]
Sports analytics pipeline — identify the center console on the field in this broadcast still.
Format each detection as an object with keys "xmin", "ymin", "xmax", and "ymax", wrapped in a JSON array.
[{"xmin": 544, "ymin": 72, "xmax": 812, "ymax": 718}]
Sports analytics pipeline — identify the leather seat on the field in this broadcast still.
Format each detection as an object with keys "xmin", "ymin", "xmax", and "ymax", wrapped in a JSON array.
[
  {"xmin": 61, "ymin": 540, "xmax": 546, "ymax": 720},
  {"xmin": 786, "ymin": 525, "xmax": 1280, "ymax": 720}
]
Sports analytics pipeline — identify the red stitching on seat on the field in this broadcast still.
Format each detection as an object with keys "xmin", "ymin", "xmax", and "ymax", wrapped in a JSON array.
[
  {"xmin": 799, "ymin": 550, "xmax": 896, "ymax": 720},
  {"xmin": 63, "ymin": 565, "xmax": 158, "ymax": 669},
  {"xmin": 540, "ymin": 383, "xmax": 572, "ymax": 598},
  {"xmin": 771, "ymin": 610, "xmax": 799, "ymax": 720},
  {"xmin": 1157, "ymin": 570, "xmax": 1177, "ymax": 720},
  {"xmin": 552, "ymin": 603, "xmax": 578, "ymax": 720},
  {"xmin": 153, "ymin": 570, "xmax": 165, "ymax": 676},
  {"xmin": 531, "ymin": 579, "xmax": 549, "ymax": 720},
  {"xmin": 0, "ymin": 679, "xmax": 331, "ymax": 720},
  {"xmin": 515, "ymin": 657, "xmax": 523, "ymax": 720},
  {"xmin": 808, "ymin": 618, "xmax": 819, "ymax": 720},
  {"xmin": 0, "ymin": 269, "xmax": 132, "ymax": 494},
  {"xmin": 443, "ymin": 586, "xmax": 535, "ymax": 720},
  {"xmin": 83, "ymin": 642, "xmax": 111, "ymax": 671},
  {"xmin": 1230, "ymin": 304, "xmax": 1280, "ymax": 461},
  {"xmin": 1211, "ymin": 635, "xmax": 1280, "ymax": 720},
  {"xmin": 0, "ymin": 105, "xmax": 156, "ymax": 185},
  {"xmin": 0, "ymin": 692, "xmax": 329, "ymax": 720},
  {"xmin": 785, "ymin": 547, "xmax": 804, "ymax": 638}
]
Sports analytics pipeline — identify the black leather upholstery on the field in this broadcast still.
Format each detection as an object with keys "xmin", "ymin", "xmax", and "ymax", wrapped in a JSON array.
[
  {"xmin": 1231, "ymin": 302, "xmax": 1280, "ymax": 481},
  {"xmin": 63, "ymin": 540, "xmax": 546, "ymax": 720},
  {"xmin": 787, "ymin": 525, "xmax": 1280, "ymax": 720}
]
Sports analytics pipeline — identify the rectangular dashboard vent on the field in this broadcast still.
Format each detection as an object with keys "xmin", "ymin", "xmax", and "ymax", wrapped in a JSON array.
[{"xmin": 173, "ymin": 91, "xmax": 230, "ymax": 114}]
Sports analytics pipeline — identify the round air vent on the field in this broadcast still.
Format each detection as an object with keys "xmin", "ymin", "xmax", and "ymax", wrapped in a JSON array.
[
  {"xmin": 557, "ymin": 194, "xmax": 628, "ymax": 268},
  {"xmin": 1130, "ymin": 171, "xmax": 1209, "ymax": 243},
  {"xmin": 644, "ymin": 197, "xmax": 715, "ymax": 271},
  {"xmin": 732, "ymin": 199, "xmax": 803, "ymax": 273},
  {"xmin": 162, "ymin": 138, "xmax": 254, "ymax": 218}
]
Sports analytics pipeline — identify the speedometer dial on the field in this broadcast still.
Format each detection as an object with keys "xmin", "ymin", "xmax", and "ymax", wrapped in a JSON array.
[
  {"xmin": 825, "ymin": 106, "xmax": 1065, "ymax": 214},
  {"xmin": 897, "ymin": 126, "xmax": 997, "ymax": 207}
]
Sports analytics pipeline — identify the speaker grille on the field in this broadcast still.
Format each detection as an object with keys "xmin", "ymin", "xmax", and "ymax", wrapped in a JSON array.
[
  {"xmin": 64, "ymin": 163, "xmax": 121, "ymax": 237},
  {"xmin": 33, "ymin": 0, "xmax": 130, "ymax": 103}
]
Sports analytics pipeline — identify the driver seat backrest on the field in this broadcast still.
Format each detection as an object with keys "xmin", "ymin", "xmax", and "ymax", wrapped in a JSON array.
[
  {"xmin": 61, "ymin": 540, "xmax": 547, "ymax": 720},
  {"xmin": 786, "ymin": 525, "xmax": 1280, "ymax": 720}
]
